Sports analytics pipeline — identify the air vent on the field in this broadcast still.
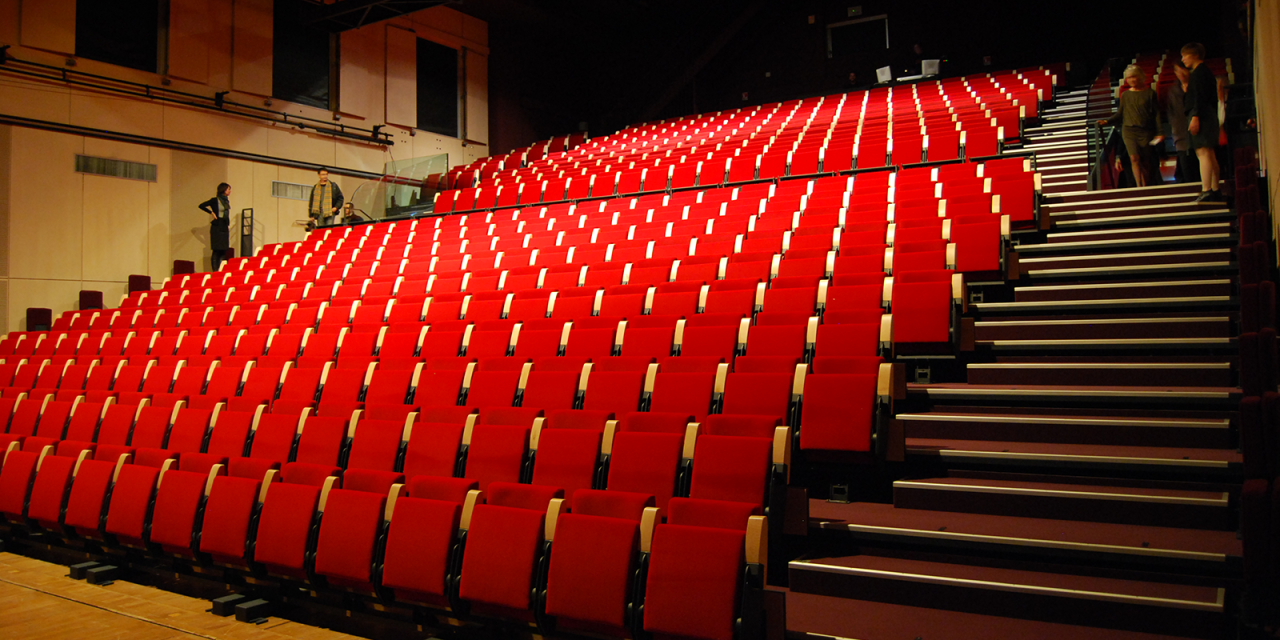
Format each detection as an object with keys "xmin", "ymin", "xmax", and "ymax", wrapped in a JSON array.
[
  {"xmin": 74, "ymin": 155, "xmax": 157, "ymax": 182},
  {"xmin": 271, "ymin": 181, "xmax": 312, "ymax": 200}
]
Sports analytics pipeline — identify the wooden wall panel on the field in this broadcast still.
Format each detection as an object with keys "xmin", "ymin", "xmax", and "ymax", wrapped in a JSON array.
[
  {"xmin": 0, "ymin": 0, "xmax": 21, "ymax": 45},
  {"xmin": 231, "ymin": 0, "xmax": 273, "ymax": 96},
  {"xmin": 8, "ymin": 128, "xmax": 83, "ymax": 281},
  {"xmin": 464, "ymin": 49, "xmax": 489, "ymax": 145},
  {"xmin": 207, "ymin": 0, "xmax": 235, "ymax": 89},
  {"xmin": 71, "ymin": 91, "xmax": 165, "ymax": 139},
  {"xmin": 340, "ymin": 26, "xmax": 384, "ymax": 119},
  {"xmin": 0, "ymin": 125, "xmax": 9, "ymax": 279},
  {"xmin": 7, "ymin": 279, "xmax": 80, "ymax": 332},
  {"xmin": 147, "ymin": 148, "xmax": 172, "ymax": 283},
  {"xmin": 169, "ymin": 0, "xmax": 211, "ymax": 83},
  {"xmin": 385, "ymin": 25, "xmax": 417, "ymax": 128},
  {"xmin": 82, "ymin": 174, "xmax": 150, "ymax": 282},
  {"xmin": 1257, "ymin": 1, "xmax": 1280, "ymax": 247},
  {"xmin": 19, "ymin": 0, "xmax": 75, "ymax": 55}
]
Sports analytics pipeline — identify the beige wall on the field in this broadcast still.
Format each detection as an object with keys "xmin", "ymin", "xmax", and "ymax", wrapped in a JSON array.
[
  {"xmin": 0, "ymin": 1, "xmax": 491, "ymax": 333},
  {"xmin": 1258, "ymin": 0, "xmax": 1279, "ymax": 247}
]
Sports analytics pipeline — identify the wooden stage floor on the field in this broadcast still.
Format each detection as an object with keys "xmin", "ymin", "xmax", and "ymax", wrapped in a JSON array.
[{"xmin": 0, "ymin": 552, "xmax": 358, "ymax": 640}]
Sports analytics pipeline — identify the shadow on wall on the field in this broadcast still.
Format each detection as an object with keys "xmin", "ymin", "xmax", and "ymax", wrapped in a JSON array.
[
  {"xmin": 171, "ymin": 151, "xmax": 228, "ymax": 273},
  {"xmin": 190, "ymin": 223, "xmax": 213, "ymax": 272}
]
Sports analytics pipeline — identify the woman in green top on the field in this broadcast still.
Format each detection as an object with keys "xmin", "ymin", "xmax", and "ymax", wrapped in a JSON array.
[{"xmin": 1098, "ymin": 65, "xmax": 1164, "ymax": 187}]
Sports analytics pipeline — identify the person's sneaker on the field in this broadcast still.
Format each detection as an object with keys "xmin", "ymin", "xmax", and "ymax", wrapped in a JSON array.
[{"xmin": 1194, "ymin": 190, "xmax": 1224, "ymax": 203}]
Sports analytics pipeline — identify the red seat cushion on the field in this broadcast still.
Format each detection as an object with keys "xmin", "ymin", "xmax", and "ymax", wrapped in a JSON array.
[
  {"xmin": 62, "ymin": 459, "xmax": 116, "ymax": 534},
  {"xmin": 199, "ymin": 475, "xmax": 262, "ymax": 562},
  {"xmin": 381, "ymin": 496, "xmax": 461, "ymax": 605},
  {"xmin": 346, "ymin": 419, "xmax": 404, "ymax": 473},
  {"xmin": 251, "ymin": 481, "xmax": 321, "ymax": 572},
  {"xmin": 668, "ymin": 496, "xmax": 759, "ymax": 531},
  {"xmin": 407, "ymin": 476, "xmax": 477, "ymax": 504},
  {"xmin": 402, "ymin": 422, "xmax": 464, "ymax": 479},
  {"xmin": 571, "ymin": 488, "xmax": 654, "ymax": 521},
  {"xmin": 104, "ymin": 463, "xmax": 161, "ymax": 542},
  {"xmin": 314, "ymin": 488, "xmax": 386, "ymax": 586},
  {"xmin": 689, "ymin": 435, "xmax": 772, "ymax": 507},
  {"xmin": 721, "ymin": 372, "xmax": 793, "ymax": 424},
  {"xmin": 0, "ymin": 450, "xmax": 39, "ymax": 518},
  {"xmin": 26, "ymin": 454, "xmax": 76, "ymax": 528},
  {"xmin": 799, "ymin": 373, "xmax": 877, "ymax": 451},
  {"xmin": 464, "ymin": 425, "xmax": 529, "ymax": 490},
  {"xmin": 643, "ymin": 524, "xmax": 744, "ymax": 640},
  {"xmin": 545, "ymin": 512, "xmax": 639, "ymax": 630},
  {"xmin": 530, "ymin": 429, "xmax": 601, "ymax": 502},
  {"xmin": 148, "ymin": 468, "xmax": 209, "ymax": 553},
  {"xmin": 458, "ymin": 504, "xmax": 545, "ymax": 610},
  {"xmin": 892, "ymin": 281, "xmax": 952, "ymax": 343},
  {"xmin": 607, "ymin": 432, "xmax": 682, "ymax": 512}
]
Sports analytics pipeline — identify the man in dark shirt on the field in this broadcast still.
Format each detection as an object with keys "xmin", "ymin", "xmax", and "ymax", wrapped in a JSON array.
[
  {"xmin": 1181, "ymin": 43, "xmax": 1222, "ymax": 202},
  {"xmin": 1166, "ymin": 62, "xmax": 1199, "ymax": 184}
]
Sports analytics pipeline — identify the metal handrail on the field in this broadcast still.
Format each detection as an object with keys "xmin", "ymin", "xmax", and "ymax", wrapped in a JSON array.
[{"xmin": 1085, "ymin": 58, "xmax": 1120, "ymax": 190}]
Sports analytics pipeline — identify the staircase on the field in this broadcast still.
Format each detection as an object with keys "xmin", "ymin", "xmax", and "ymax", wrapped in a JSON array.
[
  {"xmin": 787, "ymin": 176, "xmax": 1248, "ymax": 638},
  {"xmin": 1018, "ymin": 87, "xmax": 1093, "ymax": 195}
]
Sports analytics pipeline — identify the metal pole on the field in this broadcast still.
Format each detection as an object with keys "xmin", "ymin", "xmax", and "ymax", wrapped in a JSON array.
[{"xmin": 240, "ymin": 208, "xmax": 254, "ymax": 260}]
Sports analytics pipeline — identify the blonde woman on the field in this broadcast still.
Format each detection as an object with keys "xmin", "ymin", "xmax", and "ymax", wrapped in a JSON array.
[{"xmin": 1098, "ymin": 65, "xmax": 1164, "ymax": 187}]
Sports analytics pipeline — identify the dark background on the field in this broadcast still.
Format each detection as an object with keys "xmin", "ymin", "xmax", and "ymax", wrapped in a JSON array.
[
  {"xmin": 74, "ymin": 0, "xmax": 1251, "ymax": 157},
  {"xmin": 456, "ymin": 0, "xmax": 1249, "ymax": 155}
]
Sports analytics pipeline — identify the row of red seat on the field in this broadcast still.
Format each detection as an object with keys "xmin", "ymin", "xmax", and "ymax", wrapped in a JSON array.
[
  {"xmin": 443, "ymin": 69, "xmax": 1055, "ymax": 194},
  {"xmin": 0, "ymin": 333, "xmax": 886, "ymax": 450},
  {"xmin": 0, "ymin": 396, "xmax": 771, "ymax": 639}
]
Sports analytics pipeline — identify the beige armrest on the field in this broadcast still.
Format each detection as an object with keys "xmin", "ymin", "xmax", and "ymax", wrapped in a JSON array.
[
  {"xmin": 602, "ymin": 419, "xmax": 618, "ymax": 455},
  {"xmin": 318, "ymin": 475, "xmax": 338, "ymax": 511},
  {"xmin": 746, "ymin": 515, "xmax": 769, "ymax": 584},
  {"xmin": 461, "ymin": 489, "xmax": 485, "ymax": 531},
  {"xmin": 257, "ymin": 468, "xmax": 279, "ymax": 504},
  {"xmin": 385, "ymin": 483, "xmax": 405, "ymax": 522},
  {"xmin": 545, "ymin": 498, "xmax": 566, "ymax": 541},
  {"xmin": 640, "ymin": 507, "xmax": 659, "ymax": 554}
]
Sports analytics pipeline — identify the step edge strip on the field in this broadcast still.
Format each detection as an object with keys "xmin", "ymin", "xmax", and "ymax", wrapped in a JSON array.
[
  {"xmin": 894, "ymin": 413, "xmax": 1230, "ymax": 429},
  {"xmin": 822, "ymin": 522, "xmax": 1231, "ymax": 562},
  {"xmin": 917, "ymin": 448, "xmax": 1233, "ymax": 469},
  {"xmin": 788, "ymin": 561, "xmax": 1226, "ymax": 612},
  {"xmin": 920, "ymin": 387, "xmax": 1233, "ymax": 398},
  {"xmin": 892, "ymin": 480, "xmax": 1230, "ymax": 506},
  {"xmin": 966, "ymin": 363, "xmax": 1232, "ymax": 369}
]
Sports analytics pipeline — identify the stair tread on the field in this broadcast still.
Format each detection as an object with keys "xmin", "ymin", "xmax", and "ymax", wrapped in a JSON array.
[
  {"xmin": 974, "ymin": 297, "xmax": 1234, "ymax": 310},
  {"xmin": 911, "ymin": 383, "xmax": 1240, "ymax": 397},
  {"xmin": 808, "ymin": 500, "xmax": 1243, "ymax": 559},
  {"xmin": 968, "ymin": 362, "xmax": 1231, "ymax": 368},
  {"xmin": 906, "ymin": 437, "xmax": 1242, "ymax": 465},
  {"xmin": 1017, "ymin": 234, "xmax": 1234, "ymax": 252},
  {"xmin": 792, "ymin": 555, "xmax": 1223, "ymax": 607},
  {"xmin": 896, "ymin": 412, "xmax": 1231, "ymax": 429},
  {"xmin": 894, "ymin": 477, "xmax": 1229, "ymax": 503},
  {"xmin": 787, "ymin": 591, "xmax": 1201, "ymax": 640}
]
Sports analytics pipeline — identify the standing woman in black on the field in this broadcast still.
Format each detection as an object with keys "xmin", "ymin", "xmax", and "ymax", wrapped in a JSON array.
[
  {"xmin": 1181, "ymin": 43, "xmax": 1223, "ymax": 202},
  {"xmin": 198, "ymin": 183, "xmax": 232, "ymax": 270}
]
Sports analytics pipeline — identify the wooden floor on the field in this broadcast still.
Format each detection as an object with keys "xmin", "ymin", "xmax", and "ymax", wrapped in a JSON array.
[{"xmin": 0, "ymin": 553, "xmax": 358, "ymax": 640}]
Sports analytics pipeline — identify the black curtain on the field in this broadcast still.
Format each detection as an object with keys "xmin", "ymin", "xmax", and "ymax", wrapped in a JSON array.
[
  {"xmin": 75, "ymin": 0, "xmax": 159, "ymax": 73},
  {"xmin": 273, "ymin": 0, "xmax": 332, "ymax": 109},
  {"xmin": 417, "ymin": 38, "xmax": 459, "ymax": 138}
]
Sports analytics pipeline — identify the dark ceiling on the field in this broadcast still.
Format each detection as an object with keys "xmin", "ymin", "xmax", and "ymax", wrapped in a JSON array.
[{"xmin": 436, "ymin": 0, "xmax": 1245, "ymax": 154}]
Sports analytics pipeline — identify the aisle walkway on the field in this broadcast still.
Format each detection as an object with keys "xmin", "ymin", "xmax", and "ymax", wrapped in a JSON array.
[{"xmin": 0, "ymin": 553, "xmax": 357, "ymax": 640}]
